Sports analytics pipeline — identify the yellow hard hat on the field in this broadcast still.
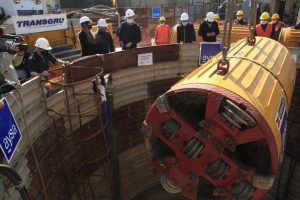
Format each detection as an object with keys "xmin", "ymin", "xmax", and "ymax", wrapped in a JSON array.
[
  {"xmin": 214, "ymin": 14, "xmax": 220, "ymax": 20},
  {"xmin": 260, "ymin": 12, "xmax": 270, "ymax": 20},
  {"xmin": 236, "ymin": 10, "xmax": 244, "ymax": 16},
  {"xmin": 271, "ymin": 13, "xmax": 280, "ymax": 20},
  {"xmin": 159, "ymin": 16, "xmax": 166, "ymax": 22}
]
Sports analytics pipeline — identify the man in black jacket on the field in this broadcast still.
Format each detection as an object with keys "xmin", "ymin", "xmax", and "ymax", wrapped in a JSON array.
[
  {"xmin": 117, "ymin": 9, "xmax": 141, "ymax": 50},
  {"xmin": 176, "ymin": 12, "xmax": 196, "ymax": 43},
  {"xmin": 79, "ymin": 16, "xmax": 97, "ymax": 56},
  {"xmin": 94, "ymin": 19, "xmax": 115, "ymax": 54},
  {"xmin": 233, "ymin": 10, "xmax": 248, "ymax": 25},
  {"xmin": 27, "ymin": 38, "xmax": 66, "ymax": 79},
  {"xmin": 199, "ymin": 12, "xmax": 220, "ymax": 42}
]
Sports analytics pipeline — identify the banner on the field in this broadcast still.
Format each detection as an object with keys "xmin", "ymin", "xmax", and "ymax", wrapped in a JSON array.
[
  {"xmin": 12, "ymin": 13, "xmax": 68, "ymax": 35},
  {"xmin": 0, "ymin": 98, "xmax": 22, "ymax": 163},
  {"xmin": 199, "ymin": 41, "xmax": 222, "ymax": 65}
]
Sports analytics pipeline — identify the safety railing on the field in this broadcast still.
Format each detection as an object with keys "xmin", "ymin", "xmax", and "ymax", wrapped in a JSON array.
[{"xmin": 39, "ymin": 65, "xmax": 114, "ymax": 199}]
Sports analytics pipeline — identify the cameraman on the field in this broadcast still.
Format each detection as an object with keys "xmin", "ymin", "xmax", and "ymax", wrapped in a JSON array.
[
  {"xmin": 0, "ymin": 27, "xmax": 24, "ymax": 87},
  {"xmin": 26, "ymin": 38, "xmax": 67, "ymax": 79}
]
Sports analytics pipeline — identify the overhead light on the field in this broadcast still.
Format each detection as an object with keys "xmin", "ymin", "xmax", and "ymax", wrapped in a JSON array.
[
  {"xmin": 14, "ymin": 0, "xmax": 20, "ymax": 4},
  {"xmin": 36, "ymin": 0, "xmax": 41, "ymax": 4}
]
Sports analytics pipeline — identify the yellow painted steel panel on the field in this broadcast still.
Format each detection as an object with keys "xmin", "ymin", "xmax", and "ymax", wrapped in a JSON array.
[{"xmin": 279, "ymin": 27, "xmax": 300, "ymax": 48}]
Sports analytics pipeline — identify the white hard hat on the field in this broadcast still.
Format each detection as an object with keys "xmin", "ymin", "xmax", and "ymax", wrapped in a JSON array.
[
  {"xmin": 125, "ymin": 9, "xmax": 135, "ymax": 18},
  {"xmin": 207, "ymin": 12, "xmax": 215, "ymax": 22},
  {"xmin": 80, "ymin": 16, "xmax": 91, "ymax": 24},
  {"xmin": 97, "ymin": 19, "xmax": 107, "ymax": 27},
  {"xmin": 35, "ymin": 38, "xmax": 52, "ymax": 50},
  {"xmin": 180, "ymin": 13, "xmax": 189, "ymax": 21}
]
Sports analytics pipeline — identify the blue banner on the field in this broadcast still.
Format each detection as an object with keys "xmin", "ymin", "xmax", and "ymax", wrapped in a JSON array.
[
  {"xmin": 199, "ymin": 42, "xmax": 222, "ymax": 64},
  {"xmin": 0, "ymin": 98, "xmax": 22, "ymax": 163},
  {"xmin": 152, "ymin": 7, "xmax": 161, "ymax": 19}
]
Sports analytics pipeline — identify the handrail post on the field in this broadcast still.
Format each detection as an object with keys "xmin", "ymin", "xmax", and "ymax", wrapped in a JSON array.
[{"xmin": 105, "ymin": 74, "xmax": 122, "ymax": 200}]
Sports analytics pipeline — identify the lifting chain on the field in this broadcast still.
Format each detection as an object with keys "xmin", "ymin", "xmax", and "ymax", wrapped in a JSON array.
[
  {"xmin": 218, "ymin": 0, "xmax": 235, "ymax": 76},
  {"xmin": 247, "ymin": 0, "xmax": 259, "ymax": 45}
]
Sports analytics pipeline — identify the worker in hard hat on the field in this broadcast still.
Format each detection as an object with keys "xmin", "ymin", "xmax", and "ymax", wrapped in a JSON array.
[
  {"xmin": 270, "ymin": 13, "xmax": 284, "ymax": 40},
  {"xmin": 27, "ymin": 38, "xmax": 67, "ymax": 79},
  {"xmin": 94, "ymin": 19, "xmax": 115, "ymax": 54},
  {"xmin": 176, "ymin": 12, "xmax": 196, "ymax": 43},
  {"xmin": 117, "ymin": 9, "xmax": 141, "ymax": 50},
  {"xmin": 233, "ymin": 10, "xmax": 247, "ymax": 25},
  {"xmin": 79, "ymin": 16, "xmax": 97, "ymax": 57},
  {"xmin": 154, "ymin": 16, "xmax": 171, "ymax": 45},
  {"xmin": 199, "ymin": 12, "xmax": 220, "ymax": 42},
  {"xmin": 214, "ymin": 14, "xmax": 222, "ymax": 25},
  {"xmin": 254, "ymin": 12, "xmax": 276, "ymax": 39}
]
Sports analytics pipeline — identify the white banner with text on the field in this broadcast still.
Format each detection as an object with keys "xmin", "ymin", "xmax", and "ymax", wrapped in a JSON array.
[{"xmin": 12, "ymin": 13, "xmax": 68, "ymax": 35}]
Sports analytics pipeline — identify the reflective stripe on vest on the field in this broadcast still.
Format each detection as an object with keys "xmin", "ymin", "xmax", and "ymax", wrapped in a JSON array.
[
  {"xmin": 155, "ymin": 25, "xmax": 170, "ymax": 44},
  {"xmin": 256, "ymin": 23, "xmax": 272, "ymax": 37}
]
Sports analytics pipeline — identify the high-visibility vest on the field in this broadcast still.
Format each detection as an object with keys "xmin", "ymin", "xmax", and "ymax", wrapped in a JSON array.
[
  {"xmin": 274, "ymin": 21, "xmax": 283, "ymax": 32},
  {"xmin": 256, "ymin": 23, "xmax": 272, "ymax": 38},
  {"xmin": 155, "ymin": 24, "xmax": 170, "ymax": 44}
]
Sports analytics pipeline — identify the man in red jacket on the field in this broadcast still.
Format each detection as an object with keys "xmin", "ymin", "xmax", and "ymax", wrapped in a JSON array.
[
  {"xmin": 270, "ymin": 13, "xmax": 284, "ymax": 40},
  {"xmin": 254, "ymin": 12, "xmax": 276, "ymax": 39},
  {"xmin": 154, "ymin": 16, "xmax": 171, "ymax": 45}
]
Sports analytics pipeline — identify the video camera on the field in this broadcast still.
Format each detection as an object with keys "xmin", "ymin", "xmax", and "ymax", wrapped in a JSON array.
[{"xmin": 2, "ymin": 34, "xmax": 28, "ymax": 52}]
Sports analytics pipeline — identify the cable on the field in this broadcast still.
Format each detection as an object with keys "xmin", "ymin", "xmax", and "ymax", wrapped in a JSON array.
[{"xmin": 0, "ymin": 164, "xmax": 31, "ymax": 200}]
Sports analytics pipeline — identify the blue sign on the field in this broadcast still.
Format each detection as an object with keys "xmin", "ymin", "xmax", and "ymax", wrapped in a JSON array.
[
  {"xmin": 152, "ymin": 7, "xmax": 161, "ymax": 19},
  {"xmin": 55, "ymin": 4, "xmax": 60, "ymax": 10},
  {"xmin": 199, "ymin": 42, "xmax": 222, "ymax": 64},
  {"xmin": 0, "ymin": 98, "xmax": 22, "ymax": 163}
]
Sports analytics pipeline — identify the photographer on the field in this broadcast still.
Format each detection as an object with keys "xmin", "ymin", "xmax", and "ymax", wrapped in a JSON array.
[
  {"xmin": 0, "ymin": 27, "xmax": 24, "ymax": 88},
  {"xmin": 26, "ymin": 38, "xmax": 67, "ymax": 79}
]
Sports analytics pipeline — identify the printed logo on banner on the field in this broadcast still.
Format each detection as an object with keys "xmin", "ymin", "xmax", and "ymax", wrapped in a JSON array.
[
  {"xmin": 199, "ymin": 42, "xmax": 222, "ymax": 64},
  {"xmin": 275, "ymin": 96, "xmax": 287, "ymax": 151},
  {"xmin": 12, "ymin": 13, "xmax": 68, "ymax": 35},
  {"xmin": 0, "ymin": 98, "xmax": 22, "ymax": 163},
  {"xmin": 152, "ymin": 7, "xmax": 161, "ymax": 18}
]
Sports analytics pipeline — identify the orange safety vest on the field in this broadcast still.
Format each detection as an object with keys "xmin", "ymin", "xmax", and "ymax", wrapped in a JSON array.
[
  {"xmin": 155, "ymin": 24, "xmax": 170, "ymax": 44},
  {"xmin": 256, "ymin": 23, "xmax": 272, "ymax": 38}
]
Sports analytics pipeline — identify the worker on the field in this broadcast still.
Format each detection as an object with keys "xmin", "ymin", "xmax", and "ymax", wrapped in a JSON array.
[
  {"xmin": 94, "ymin": 19, "xmax": 115, "ymax": 54},
  {"xmin": 0, "ymin": 27, "xmax": 24, "ymax": 87},
  {"xmin": 0, "ymin": 45, "xmax": 24, "ymax": 87},
  {"xmin": 270, "ymin": 13, "xmax": 284, "ymax": 40},
  {"xmin": 154, "ymin": 16, "xmax": 171, "ymax": 45},
  {"xmin": 117, "ymin": 9, "xmax": 141, "ymax": 50},
  {"xmin": 233, "ymin": 10, "xmax": 247, "ymax": 25},
  {"xmin": 177, "ymin": 12, "xmax": 196, "ymax": 43},
  {"xmin": 26, "ymin": 38, "xmax": 67, "ymax": 79},
  {"xmin": 254, "ymin": 12, "xmax": 276, "ymax": 39},
  {"xmin": 199, "ymin": 12, "xmax": 220, "ymax": 42},
  {"xmin": 214, "ymin": 14, "xmax": 222, "ymax": 25},
  {"xmin": 79, "ymin": 16, "xmax": 97, "ymax": 57},
  {"xmin": 217, "ymin": 0, "xmax": 227, "ymax": 20}
]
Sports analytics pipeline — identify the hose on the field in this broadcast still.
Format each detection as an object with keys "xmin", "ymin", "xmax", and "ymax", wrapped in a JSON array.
[{"xmin": 0, "ymin": 164, "xmax": 32, "ymax": 200}]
